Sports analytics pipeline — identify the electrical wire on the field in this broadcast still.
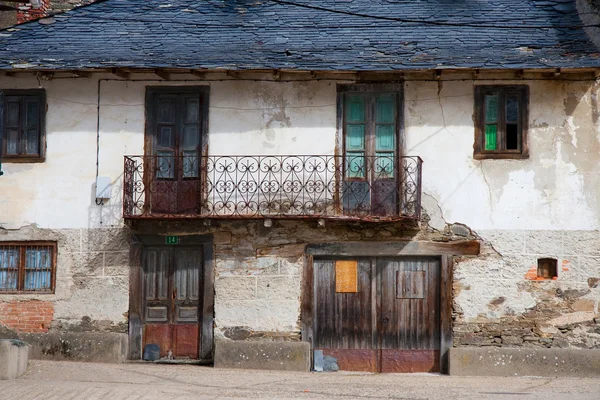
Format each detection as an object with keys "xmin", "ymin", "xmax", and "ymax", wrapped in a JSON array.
[
  {"xmin": 5, "ymin": 1, "xmax": 600, "ymax": 32},
  {"xmin": 266, "ymin": 0, "xmax": 600, "ymax": 30}
]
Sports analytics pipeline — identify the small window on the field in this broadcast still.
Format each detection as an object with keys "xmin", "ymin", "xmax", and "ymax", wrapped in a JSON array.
[
  {"xmin": 474, "ymin": 86, "xmax": 528, "ymax": 159},
  {"xmin": 0, "ymin": 243, "xmax": 56, "ymax": 293},
  {"xmin": 537, "ymin": 258, "xmax": 558, "ymax": 280},
  {"xmin": 1, "ymin": 89, "xmax": 46, "ymax": 162}
]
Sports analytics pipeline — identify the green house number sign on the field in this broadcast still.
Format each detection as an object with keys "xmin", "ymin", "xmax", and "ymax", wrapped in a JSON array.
[{"xmin": 165, "ymin": 236, "xmax": 180, "ymax": 245}]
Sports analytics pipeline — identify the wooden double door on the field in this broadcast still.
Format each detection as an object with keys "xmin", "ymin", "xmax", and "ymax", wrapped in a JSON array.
[
  {"xmin": 314, "ymin": 256, "xmax": 441, "ymax": 372},
  {"xmin": 142, "ymin": 246, "xmax": 204, "ymax": 359}
]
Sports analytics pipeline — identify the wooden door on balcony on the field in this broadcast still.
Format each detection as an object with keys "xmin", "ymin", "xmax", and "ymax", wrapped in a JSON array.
[
  {"xmin": 147, "ymin": 88, "xmax": 206, "ymax": 216},
  {"xmin": 142, "ymin": 246, "xmax": 203, "ymax": 359},
  {"xmin": 340, "ymin": 86, "xmax": 401, "ymax": 217},
  {"xmin": 314, "ymin": 256, "xmax": 441, "ymax": 372}
]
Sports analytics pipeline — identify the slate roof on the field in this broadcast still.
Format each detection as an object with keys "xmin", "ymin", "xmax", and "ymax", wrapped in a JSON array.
[{"xmin": 0, "ymin": 0, "xmax": 599, "ymax": 71}]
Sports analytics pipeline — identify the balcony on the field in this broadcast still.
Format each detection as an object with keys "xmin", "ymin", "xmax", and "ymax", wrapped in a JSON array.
[{"xmin": 123, "ymin": 155, "xmax": 422, "ymax": 221}]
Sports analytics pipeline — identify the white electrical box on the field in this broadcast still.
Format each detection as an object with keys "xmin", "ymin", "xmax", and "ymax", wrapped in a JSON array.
[{"xmin": 95, "ymin": 176, "xmax": 112, "ymax": 200}]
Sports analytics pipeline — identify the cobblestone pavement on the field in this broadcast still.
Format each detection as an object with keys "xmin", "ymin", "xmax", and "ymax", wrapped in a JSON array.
[{"xmin": 1, "ymin": 360, "xmax": 599, "ymax": 400}]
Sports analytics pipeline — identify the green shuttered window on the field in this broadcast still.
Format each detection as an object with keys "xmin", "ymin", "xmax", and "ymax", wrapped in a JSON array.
[
  {"xmin": 475, "ymin": 86, "xmax": 528, "ymax": 159},
  {"xmin": 343, "ymin": 90, "xmax": 398, "ymax": 179}
]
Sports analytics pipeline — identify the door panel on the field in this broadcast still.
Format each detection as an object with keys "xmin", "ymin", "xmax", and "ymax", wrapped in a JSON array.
[
  {"xmin": 378, "ymin": 257, "xmax": 440, "ymax": 351},
  {"xmin": 142, "ymin": 246, "xmax": 203, "ymax": 359},
  {"xmin": 150, "ymin": 93, "xmax": 203, "ymax": 215},
  {"xmin": 314, "ymin": 259, "xmax": 373, "ymax": 350},
  {"xmin": 313, "ymin": 256, "xmax": 442, "ymax": 373}
]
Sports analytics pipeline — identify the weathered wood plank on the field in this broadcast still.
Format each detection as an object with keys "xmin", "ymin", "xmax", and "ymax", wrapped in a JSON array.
[
  {"xmin": 439, "ymin": 254, "xmax": 454, "ymax": 374},
  {"xmin": 306, "ymin": 241, "xmax": 480, "ymax": 257},
  {"xmin": 128, "ymin": 241, "xmax": 143, "ymax": 360},
  {"xmin": 301, "ymin": 255, "xmax": 314, "ymax": 353},
  {"xmin": 200, "ymin": 241, "xmax": 214, "ymax": 361}
]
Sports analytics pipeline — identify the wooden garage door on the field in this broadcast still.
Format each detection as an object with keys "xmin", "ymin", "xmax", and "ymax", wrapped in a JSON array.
[{"xmin": 314, "ymin": 256, "xmax": 441, "ymax": 373}]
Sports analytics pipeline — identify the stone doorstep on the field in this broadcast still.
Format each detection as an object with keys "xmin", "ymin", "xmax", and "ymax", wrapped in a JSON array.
[
  {"xmin": 449, "ymin": 347, "xmax": 600, "ymax": 378},
  {"xmin": 0, "ymin": 339, "xmax": 30, "ymax": 380},
  {"xmin": 19, "ymin": 332, "xmax": 128, "ymax": 364},
  {"xmin": 214, "ymin": 340, "xmax": 310, "ymax": 372}
]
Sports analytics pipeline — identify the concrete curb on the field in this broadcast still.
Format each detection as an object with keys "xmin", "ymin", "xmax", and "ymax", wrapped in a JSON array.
[
  {"xmin": 0, "ymin": 339, "xmax": 30, "ymax": 380},
  {"xmin": 449, "ymin": 347, "xmax": 600, "ymax": 377},
  {"xmin": 214, "ymin": 340, "xmax": 310, "ymax": 371}
]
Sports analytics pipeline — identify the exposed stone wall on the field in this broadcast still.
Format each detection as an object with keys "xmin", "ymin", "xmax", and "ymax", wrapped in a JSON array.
[
  {"xmin": 454, "ymin": 230, "xmax": 600, "ymax": 349},
  {"xmin": 0, "ymin": 225, "xmax": 130, "ymax": 337},
  {"xmin": 140, "ymin": 218, "xmax": 477, "ymax": 342}
]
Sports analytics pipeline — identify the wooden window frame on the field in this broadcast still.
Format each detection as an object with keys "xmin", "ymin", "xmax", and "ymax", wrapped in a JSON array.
[
  {"xmin": 145, "ymin": 86, "xmax": 209, "ymax": 161},
  {"xmin": 0, "ymin": 242, "xmax": 57, "ymax": 294},
  {"xmin": 337, "ymin": 83, "xmax": 404, "ymax": 182},
  {"xmin": 474, "ymin": 85, "xmax": 529, "ymax": 160},
  {"xmin": 0, "ymin": 89, "xmax": 47, "ymax": 163}
]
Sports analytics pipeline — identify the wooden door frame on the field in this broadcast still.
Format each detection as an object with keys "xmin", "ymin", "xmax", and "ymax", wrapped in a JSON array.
[
  {"xmin": 128, "ymin": 234, "xmax": 214, "ymax": 361},
  {"xmin": 302, "ymin": 240, "xmax": 480, "ymax": 373}
]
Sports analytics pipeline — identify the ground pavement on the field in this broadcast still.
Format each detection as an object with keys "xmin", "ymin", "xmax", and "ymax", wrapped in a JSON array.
[{"xmin": 0, "ymin": 360, "xmax": 598, "ymax": 399}]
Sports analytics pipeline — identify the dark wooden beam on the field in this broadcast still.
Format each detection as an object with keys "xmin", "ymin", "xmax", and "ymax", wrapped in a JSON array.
[
  {"xmin": 190, "ymin": 69, "xmax": 206, "ymax": 79},
  {"xmin": 154, "ymin": 69, "xmax": 170, "ymax": 80},
  {"xmin": 306, "ymin": 240, "xmax": 481, "ymax": 257},
  {"xmin": 111, "ymin": 68, "xmax": 130, "ymax": 79},
  {"xmin": 71, "ymin": 71, "xmax": 91, "ymax": 78}
]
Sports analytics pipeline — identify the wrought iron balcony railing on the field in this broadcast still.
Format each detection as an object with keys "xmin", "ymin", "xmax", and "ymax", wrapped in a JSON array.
[{"xmin": 123, "ymin": 155, "xmax": 422, "ymax": 221}]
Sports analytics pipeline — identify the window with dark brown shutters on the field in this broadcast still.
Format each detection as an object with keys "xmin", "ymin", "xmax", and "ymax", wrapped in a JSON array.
[
  {"xmin": 1, "ymin": 89, "xmax": 46, "ymax": 162},
  {"xmin": 474, "ymin": 85, "xmax": 528, "ymax": 159}
]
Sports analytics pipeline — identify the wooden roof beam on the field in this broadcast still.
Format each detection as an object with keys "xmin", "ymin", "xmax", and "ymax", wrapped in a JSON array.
[
  {"xmin": 154, "ymin": 69, "xmax": 170, "ymax": 80},
  {"xmin": 111, "ymin": 68, "xmax": 130, "ymax": 79}
]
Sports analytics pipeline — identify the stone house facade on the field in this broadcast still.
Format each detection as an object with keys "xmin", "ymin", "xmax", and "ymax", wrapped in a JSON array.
[{"xmin": 1, "ymin": 0, "xmax": 600, "ymax": 375}]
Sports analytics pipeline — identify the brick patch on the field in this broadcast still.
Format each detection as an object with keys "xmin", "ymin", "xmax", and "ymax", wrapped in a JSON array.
[{"xmin": 0, "ymin": 300, "xmax": 54, "ymax": 333}]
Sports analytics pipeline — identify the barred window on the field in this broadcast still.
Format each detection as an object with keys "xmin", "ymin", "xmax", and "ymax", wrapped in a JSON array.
[{"xmin": 0, "ymin": 243, "xmax": 56, "ymax": 293}]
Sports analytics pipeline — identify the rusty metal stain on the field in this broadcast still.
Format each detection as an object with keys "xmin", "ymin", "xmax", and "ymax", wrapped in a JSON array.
[
  {"xmin": 318, "ymin": 348, "xmax": 378, "ymax": 372},
  {"xmin": 380, "ymin": 350, "xmax": 440, "ymax": 373},
  {"xmin": 335, "ymin": 260, "xmax": 358, "ymax": 293}
]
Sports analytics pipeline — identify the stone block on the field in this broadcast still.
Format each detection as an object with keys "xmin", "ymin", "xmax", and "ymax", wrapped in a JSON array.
[
  {"xmin": 0, "ymin": 339, "xmax": 30, "ymax": 380},
  {"xmin": 454, "ymin": 258, "xmax": 502, "ymax": 279},
  {"xmin": 215, "ymin": 299, "xmax": 300, "ymax": 331},
  {"xmin": 574, "ymin": 257, "xmax": 600, "ymax": 282},
  {"xmin": 478, "ymin": 230, "xmax": 525, "ymax": 255},
  {"xmin": 256, "ymin": 244, "xmax": 305, "ymax": 258},
  {"xmin": 563, "ymin": 231, "xmax": 600, "ymax": 256},
  {"xmin": 571, "ymin": 299, "xmax": 595, "ymax": 312},
  {"xmin": 215, "ymin": 277, "xmax": 257, "ymax": 300},
  {"xmin": 214, "ymin": 340, "xmax": 310, "ymax": 372},
  {"xmin": 83, "ymin": 228, "xmax": 130, "ymax": 253},
  {"xmin": 67, "ymin": 252, "xmax": 104, "ymax": 276},
  {"xmin": 58, "ymin": 229, "xmax": 83, "ymax": 253},
  {"xmin": 213, "ymin": 231, "xmax": 232, "ymax": 244},
  {"xmin": 21, "ymin": 332, "xmax": 128, "ymax": 363},
  {"xmin": 449, "ymin": 347, "xmax": 600, "ymax": 377},
  {"xmin": 280, "ymin": 259, "xmax": 301, "ymax": 275},
  {"xmin": 501, "ymin": 254, "xmax": 537, "ymax": 279},
  {"xmin": 524, "ymin": 231, "xmax": 563, "ymax": 255},
  {"xmin": 257, "ymin": 276, "xmax": 301, "ymax": 300}
]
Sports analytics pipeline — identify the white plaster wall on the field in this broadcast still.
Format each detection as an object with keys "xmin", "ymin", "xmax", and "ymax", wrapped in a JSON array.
[
  {"xmin": 405, "ymin": 79, "xmax": 600, "ymax": 231},
  {"xmin": 0, "ymin": 77, "xmax": 338, "ymax": 229},
  {"xmin": 1, "ymin": 76, "xmax": 599, "ymax": 231}
]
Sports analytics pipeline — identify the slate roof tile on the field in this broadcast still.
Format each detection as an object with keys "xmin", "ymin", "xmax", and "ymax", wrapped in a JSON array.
[{"xmin": 0, "ymin": 0, "xmax": 598, "ymax": 70}]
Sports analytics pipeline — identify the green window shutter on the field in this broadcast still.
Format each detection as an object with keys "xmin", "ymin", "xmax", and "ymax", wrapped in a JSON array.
[
  {"xmin": 375, "ymin": 94, "xmax": 396, "ymax": 178},
  {"xmin": 484, "ymin": 94, "xmax": 498, "ymax": 151},
  {"xmin": 376, "ymin": 94, "xmax": 395, "ymax": 123},
  {"xmin": 346, "ymin": 95, "xmax": 365, "ymax": 123},
  {"xmin": 485, "ymin": 124, "xmax": 497, "ymax": 151}
]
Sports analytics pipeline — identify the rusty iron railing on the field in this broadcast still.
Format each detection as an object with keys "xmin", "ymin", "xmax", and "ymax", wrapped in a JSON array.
[{"xmin": 123, "ymin": 155, "xmax": 422, "ymax": 221}]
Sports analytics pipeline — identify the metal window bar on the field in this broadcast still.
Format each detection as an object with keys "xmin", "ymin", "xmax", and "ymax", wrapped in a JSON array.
[
  {"xmin": 123, "ymin": 155, "xmax": 423, "ymax": 221},
  {"xmin": 0, "ymin": 244, "xmax": 54, "ymax": 293}
]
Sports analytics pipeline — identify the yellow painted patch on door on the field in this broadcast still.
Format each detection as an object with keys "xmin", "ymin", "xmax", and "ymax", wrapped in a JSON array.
[{"xmin": 335, "ymin": 260, "xmax": 358, "ymax": 293}]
